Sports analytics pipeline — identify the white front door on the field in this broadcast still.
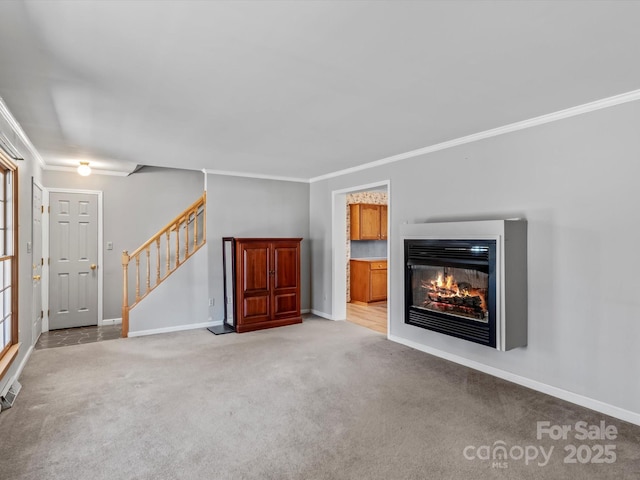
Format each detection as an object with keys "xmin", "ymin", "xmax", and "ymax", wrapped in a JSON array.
[
  {"xmin": 32, "ymin": 182, "xmax": 43, "ymax": 341},
  {"xmin": 49, "ymin": 191, "xmax": 99, "ymax": 329}
]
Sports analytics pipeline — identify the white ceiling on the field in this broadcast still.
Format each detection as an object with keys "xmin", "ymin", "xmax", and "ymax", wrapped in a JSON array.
[{"xmin": 1, "ymin": 1, "xmax": 639, "ymax": 180}]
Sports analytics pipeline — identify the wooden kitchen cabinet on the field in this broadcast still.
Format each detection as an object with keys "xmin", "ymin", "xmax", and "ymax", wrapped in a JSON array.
[
  {"xmin": 350, "ymin": 204, "xmax": 387, "ymax": 240},
  {"xmin": 350, "ymin": 259, "xmax": 387, "ymax": 303},
  {"xmin": 234, "ymin": 238, "xmax": 302, "ymax": 333}
]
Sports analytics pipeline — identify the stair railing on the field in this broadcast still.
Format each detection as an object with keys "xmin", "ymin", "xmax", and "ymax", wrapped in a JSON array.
[{"xmin": 121, "ymin": 193, "xmax": 206, "ymax": 337}]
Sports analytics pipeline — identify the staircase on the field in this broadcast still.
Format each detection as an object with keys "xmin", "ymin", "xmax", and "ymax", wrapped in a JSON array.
[{"xmin": 121, "ymin": 193, "xmax": 206, "ymax": 337}]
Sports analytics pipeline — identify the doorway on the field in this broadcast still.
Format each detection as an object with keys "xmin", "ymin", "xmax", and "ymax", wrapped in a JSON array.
[
  {"xmin": 331, "ymin": 181, "xmax": 390, "ymax": 336},
  {"xmin": 48, "ymin": 189, "xmax": 103, "ymax": 330}
]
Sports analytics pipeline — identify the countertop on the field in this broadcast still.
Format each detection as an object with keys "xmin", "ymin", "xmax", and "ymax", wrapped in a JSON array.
[{"xmin": 350, "ymin": 257, "xmax": 387, "ymax": 262}]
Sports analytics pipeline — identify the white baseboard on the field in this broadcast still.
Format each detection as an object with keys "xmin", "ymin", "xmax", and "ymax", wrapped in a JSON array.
[
  {"xmin": 301, "ymin": 308, "xmax": 311, "ymax": 314},
  {"xmin": 101, "ymin": 318, "xmax": 122, "ymax": 326},
  {"xmin": 310, "ymin": 309, "xmax": 339, "ymax": 320},
  {"xmin": 1, "ymin": 345, "xmax": 34, "ymax": 397},
  {"xmin": 388, "ymin": 334, "xmax": 640, "ymax": 427},
  {"xmin": 128, "ymin": 321, "xmax": 219, "ymax": 338}
]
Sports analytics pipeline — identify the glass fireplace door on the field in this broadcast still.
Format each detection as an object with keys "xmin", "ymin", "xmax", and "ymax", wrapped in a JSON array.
[{"xmin": 405, "ymin": 239, "xmax": 496, "ymax": 347}]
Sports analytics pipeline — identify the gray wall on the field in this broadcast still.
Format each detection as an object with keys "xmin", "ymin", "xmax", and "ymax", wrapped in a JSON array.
[
  {"xmin": 206, "ymin": 174, "xmax": 310, "ymax": 322},
  {"xmin": 129, "ymin": 247, "xmax": 209, "ymax": 334},
  {"xmin": 43, "ymin": 167, "xmax": 205, "ymax": 320},
  {"xmin": 0, "ymin": 113, "xmax": 43, "ymax": 396},
  {"xmin": 310, "ymin": 100, "xmax": 640, "ymax": 416}
]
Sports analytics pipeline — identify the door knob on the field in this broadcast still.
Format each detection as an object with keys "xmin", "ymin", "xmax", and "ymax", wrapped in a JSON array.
[
  {"xmin": 90, "ymin": 264, "xmax": 97, "ymax": 270},
  {"xmin": 33, "ymin": 275, "xmax": 41, "ymax": 280}
]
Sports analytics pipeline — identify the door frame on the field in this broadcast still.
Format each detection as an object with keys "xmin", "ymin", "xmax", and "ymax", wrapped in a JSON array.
[
  {"xmin": 32, "ymin": 179, "xmax": 45, "ymax": 343},
  {"xmin": 43, "ymin": 188, "xmax": 104, "ymax": 331},
  {"xmin": 331, "ymin": 179, "xmax": 390, "ymax": 336}
]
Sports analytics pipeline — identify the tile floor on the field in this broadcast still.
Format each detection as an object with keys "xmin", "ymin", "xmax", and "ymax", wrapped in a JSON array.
[{"xmin": 35, "ymin": 324, "xmax": 122, "ymax": 350}]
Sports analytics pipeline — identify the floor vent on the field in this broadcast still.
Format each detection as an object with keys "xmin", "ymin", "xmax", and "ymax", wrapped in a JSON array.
[{"xmin": 0, "ymin": 380, "xmax": 22, "ymax": 411}]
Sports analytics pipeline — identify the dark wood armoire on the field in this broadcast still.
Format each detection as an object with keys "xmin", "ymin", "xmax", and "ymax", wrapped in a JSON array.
[{"xmin": 233, "ymin": 238, "xmax": 302, "ymax": 333}]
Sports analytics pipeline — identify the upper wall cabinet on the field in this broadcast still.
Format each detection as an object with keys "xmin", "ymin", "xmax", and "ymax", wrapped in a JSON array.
[{"xmin": 350, "ymin": 204, "xmax": 387, "ymax": 240}]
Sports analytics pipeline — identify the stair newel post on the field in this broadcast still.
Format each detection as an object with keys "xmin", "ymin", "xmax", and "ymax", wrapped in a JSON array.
[{"xmin": 122, "ymin": 250, "xmax": 130, "ymax": 338}]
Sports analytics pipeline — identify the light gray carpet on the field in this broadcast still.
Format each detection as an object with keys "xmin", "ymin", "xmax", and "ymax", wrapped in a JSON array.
[{"xmin": 1, "ymin": 317, "xmax": 638, "ymax": 479}]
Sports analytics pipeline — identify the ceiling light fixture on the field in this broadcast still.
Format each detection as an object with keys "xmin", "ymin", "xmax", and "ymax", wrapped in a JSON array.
[{"xmin": 77, "ymin": 161, "xmax": 91, "ymax": 176}]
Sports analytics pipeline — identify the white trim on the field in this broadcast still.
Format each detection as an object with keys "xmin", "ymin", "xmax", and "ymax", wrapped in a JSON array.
[
  {"xmin": 301, "ymin": 308, "xmax": 311, "ymax": 314},
  {"xmin": 128, "ymin": 321, "xmax": 219, "ymax": 338},
  {"xmin": 202, "ymin": 168, "xmax": 208, "ymax": 191},
  {"xmin": 1, "ymin": 345, "xmax": 34, "ymax": 398},
  {"xmin": 43, "ymin": 165, "xmax": 131, "ymax": 177},
  {"xmin": 0, "ymin": 97, "xmax": 46, "ymax": 168},
  {"xmin": 310, "ymin": 309, "xmax": 337, "ymax": 320},
  {"xmin": 388, "ymin": 334, "xmax": 640, "ymax": 427},
  {"xmin": 46, "ymin": 187, "xmax": 104, "ymax": 196},
  {"xmin": 331, "ymin": 191, "xmax": 348, "ymax": 321},
  {"xmin": 41, "ymin": 184, "xmax": 50, "ymax": 332},
  {"xmin": 32, "ymin": 179, "xmax": 45, "ymax": 341},
  {"xmin": 310, "ymin": 88, "xmax": 640, "ymax": 183},
  {"xmin": 101, "ymin": 318, "xmax": 122, "ymax": 326},
  {"xmin": 46, "ymin": 188, "xmax": 104, "ymax": 328},
  {"xmin": 204, "ymin": 169, "xmax": 308, "ymax": 184}
]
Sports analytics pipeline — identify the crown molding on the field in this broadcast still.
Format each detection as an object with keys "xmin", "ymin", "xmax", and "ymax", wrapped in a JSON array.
[
  {"xmin": 309, "ymin": 88, "xmax": 640, "ymax": 183},
  {"xmin": 0, "ymin": 97, "xmax": 46, "ymax": 168},
  {"xmin": 4, "ymin": 88, "xmax": 640, "ymax": 183},
  {"xmin": 43, "ymin": 165, "xmax": 131, "ymax": 177},
  {"xmin": 203, "ymin": 169, "xmax": 309, "ymax": 183}
]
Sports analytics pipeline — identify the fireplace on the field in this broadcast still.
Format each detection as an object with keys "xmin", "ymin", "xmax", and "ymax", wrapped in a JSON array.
[
  {"xmin": 405, "ymin": 239, "xmax": 497, "ymax": 347},
  {"xmin": 402, "ymin": 219, "xmax": 527, "ymax": 351}
]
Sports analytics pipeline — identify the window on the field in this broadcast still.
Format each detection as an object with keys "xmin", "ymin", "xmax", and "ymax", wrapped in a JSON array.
[{"xmin": 0, "ymin": 149, "xmax": 18, "ymax": 380}]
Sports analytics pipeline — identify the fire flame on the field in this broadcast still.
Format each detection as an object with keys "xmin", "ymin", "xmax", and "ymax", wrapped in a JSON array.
[
  {"xmin": 422, "ymin": 274, "xmax": 487, "ymax": 312},
  {"xmin": 432, "ymin": 274, "xmax": 465, "ymax": 294}
]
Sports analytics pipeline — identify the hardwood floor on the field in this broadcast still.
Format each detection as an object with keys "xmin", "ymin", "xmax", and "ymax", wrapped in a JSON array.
[{"xmin": 346, "ymin": 302, "xmax": 387, "ymax": 334}]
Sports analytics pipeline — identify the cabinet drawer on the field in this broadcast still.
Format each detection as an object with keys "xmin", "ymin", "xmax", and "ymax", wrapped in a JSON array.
[{"xmin": 370, "ymin": 261, "xmax": 387, "ymax": 270}]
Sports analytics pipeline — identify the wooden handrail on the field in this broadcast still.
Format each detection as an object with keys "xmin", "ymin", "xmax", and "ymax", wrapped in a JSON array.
[
  {"xmin": 129, "ymin": 194, "xmax": 206, "ymax": 258},
  {"xmin": 121, "ymin": 192, "xmax": 206, "ymax": 337}
]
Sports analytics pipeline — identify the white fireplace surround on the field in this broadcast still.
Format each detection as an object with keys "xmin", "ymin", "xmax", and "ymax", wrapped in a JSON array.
[{"xmin": 401, "ymin": 219, "xmax": 527, "ymax": 351}]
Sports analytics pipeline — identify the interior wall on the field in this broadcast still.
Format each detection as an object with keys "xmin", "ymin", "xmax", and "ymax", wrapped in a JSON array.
[
  {"xmin": 206, "ymin": 174, "xmax": 310, "ymax": 323},
  {"xmin": 42, "ymin": 166, "xmax": 205, "ymax": 320},
  {"xmin": 0, "ymin": 113, "xmax": 43, "ymax": 396},
  {"xmin": 128, "ymin": 247, "xmax": 209, "ymax": 334},
  {"xmin": 309, "ymin": 100, "xmax": 640, "ymax": 418}
]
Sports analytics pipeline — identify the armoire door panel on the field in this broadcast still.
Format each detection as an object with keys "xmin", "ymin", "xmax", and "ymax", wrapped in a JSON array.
[
  {"xmin": 242, "ymin": 296, "xmax": 270, "ymax": 323},
  {"xmin": 273, "ymin": 292, "xmax": 297, "ymax": 317},
  {"xmin": 241, "ymin": 244, "xmax": 269, "ymax": 293},
  {"xmin": 273, "ymin": 246, "xmax": 298, "ymax": 289}
]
